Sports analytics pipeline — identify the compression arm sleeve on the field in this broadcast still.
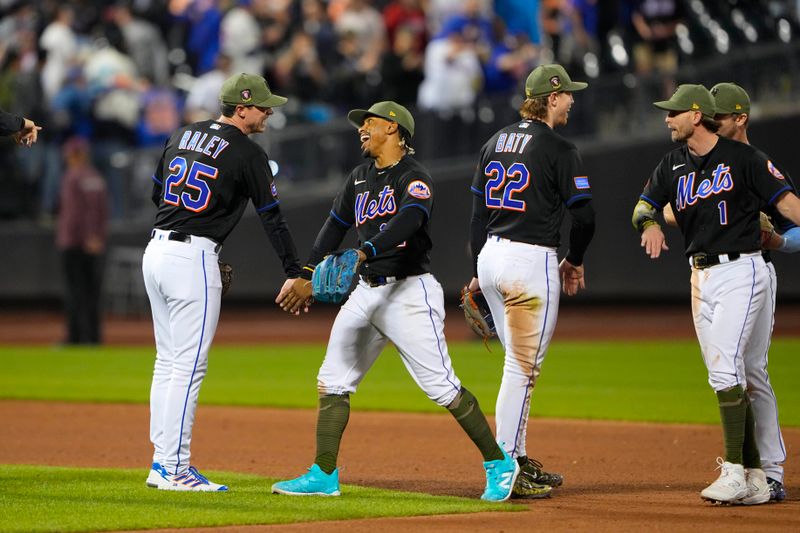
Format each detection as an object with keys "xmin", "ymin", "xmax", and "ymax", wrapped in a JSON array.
[
  {"xmin": 358, "ymin": 207, "xmax": 425, "ymax": 259},
  {"xmin": 258, "ymin": 206, "xmax": 302, "ymax": 278},
  {"xmin": 469, "ymin": 193, "xmax": 489, "ymax": 277},
  {"xmin": 565, "ymin": 200, "xmax": 596, "ymax": 266},
  {"xmin": 780, "ymin": 226, "xmax": 800, "ymax": 253},
  {"xmin": 302, "ymin": 216, "xmax": 350, "ymax": 279},
  {"xmin": 632, "ymin": 199, "xmax": 660, "ymax": 233}
]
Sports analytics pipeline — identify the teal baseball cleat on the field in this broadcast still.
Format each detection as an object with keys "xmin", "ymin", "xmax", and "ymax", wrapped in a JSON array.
[
  {"xmin": 481, "ymin": 448, "xmax": 520, "ymax": 502},
  {"xmin": 272, "ymin": 464, "xmax": 341, "ymax": 496}
]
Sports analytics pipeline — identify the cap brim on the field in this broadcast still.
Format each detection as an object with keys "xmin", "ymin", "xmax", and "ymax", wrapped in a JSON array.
[
  {"xmin": 255, "ymin": 94, "xmax": 288, "ymax": 107},
  {"xmin": 347, "ymin": 109, "xmax": 370, "ymax": 129},
  {"xmin": 653, "ymin": 100, "xmax": 687, "ymax": 111},
  {"xmin": 565, "ymin": 81, "xmax": 588, "ymax": 92}
]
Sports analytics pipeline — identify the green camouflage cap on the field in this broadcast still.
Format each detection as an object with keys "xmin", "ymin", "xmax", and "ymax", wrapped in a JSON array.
[
  {"xmin": 347, "ymin": 101, "xmax": 415, "ymax": 137},
  {"xmin": 710, "ymin": 82, "xmax": 750, "ymax": 114},
  {"xmin": 525, "ymin": 64, "xmax": 588, "ymax": 98},
  {"xmin": 653, "ymin": 84, "xmax": 715, "ymax": 118},
  {"xmin": 219, "ymin": 73, "xmax": 287, "ymax": 107}
]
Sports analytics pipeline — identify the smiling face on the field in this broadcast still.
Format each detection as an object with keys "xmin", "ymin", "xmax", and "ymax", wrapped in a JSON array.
[
  {"xmin": 551, "ymin": 91, "xmax": 574, "ymax": 126},
  {"xmin": 357, "ymin": 116, "xmax": 396, "ymax": 158}
]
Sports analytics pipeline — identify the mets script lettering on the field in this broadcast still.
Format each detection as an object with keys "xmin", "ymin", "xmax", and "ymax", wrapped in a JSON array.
[
  {"xmin": 675, "ymin": 164, "xmax": 734, "ymax": 211},
  {"xmin": 355, "ymin": 185, "xmax": 397, "ymax": 225}
]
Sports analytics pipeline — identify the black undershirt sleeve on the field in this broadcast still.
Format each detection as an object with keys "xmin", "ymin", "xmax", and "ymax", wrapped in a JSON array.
[
  {"xmin": 0, "ymin": 110, "xmax": 24, "ymax": 136},
  {"xmin": 302, "ymin": 216, "xmax": 351, "ymax": 279},
  {"xmin": 469, "ymin": 193, "xmax": 489, "ymax": 277},
  {"xmin": 359, "ymin": 207, "xmax": 425, "ymax": 258},
  {"xmin": 565, "ymin": 199, "xmax": 596, "ymax": 266},
  {"xmin": 258, "ymin": 206, "xmax": 302, "ymax": 278}
]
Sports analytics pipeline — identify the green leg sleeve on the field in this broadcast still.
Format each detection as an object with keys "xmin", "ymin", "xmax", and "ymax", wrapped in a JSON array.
[
  {"xmin": 315, "ymin": 394, "xmax": 351, "ymax": 474},
  {"xmin": 742, "ymin": 394, "xmax": 761, "ymax": 469},
  {"xmin": 717, "ymin": 385, "xmax": 746, "ymax": 465},
  {"xmin": 447, "ymin": 387, "xmax": 503, "ymax": 462}
]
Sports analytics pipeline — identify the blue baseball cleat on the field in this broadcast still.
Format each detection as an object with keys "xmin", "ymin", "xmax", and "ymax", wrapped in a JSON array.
[
  {"xmin": 481, "ymin": 448, "xmax": 520, "ymax": 502},
  {"xmin": 271, "ymin": 464, "xmax": 341, "ymax": 496}
]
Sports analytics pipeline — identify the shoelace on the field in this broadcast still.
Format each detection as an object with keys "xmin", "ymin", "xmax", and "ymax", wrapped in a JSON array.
[{"xmin": 187, "ymin": 466, "xmax": 209, "ymax": 484}]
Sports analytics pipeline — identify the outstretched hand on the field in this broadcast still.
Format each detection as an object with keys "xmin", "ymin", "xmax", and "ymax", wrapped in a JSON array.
[
  {"xmin": 559, "ymin": 258, "xmax": 585, "ymax": 296},
  {"xmin": 640, "ymin": 224, "xmax": 669, "ymax": 259},
  {"xmin": 13, "ymin": 118, "xmax": 41, "ymax": 147},
  {"xmin": 276, "ymin": 277, "xmax": 313, "ymax": 315}
]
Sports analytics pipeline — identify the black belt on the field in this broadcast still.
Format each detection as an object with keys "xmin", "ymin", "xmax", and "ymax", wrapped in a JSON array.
[
  {"xmin": 762, "ymin": 250, "xmax": 772, "ymax": 264},
  {"xmin": 151, "ymin": 229, "xmax": 221, "ymax": 253},
  {"xmin": 690, "ymin": 251, "xmax": 749, "ymax": 269},
  {"xmin": 360, "ymin": 274, "xmax": 407, "ymax": 287}
]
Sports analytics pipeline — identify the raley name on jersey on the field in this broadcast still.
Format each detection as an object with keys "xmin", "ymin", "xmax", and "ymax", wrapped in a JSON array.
[
  {"xmin": 178, "ymin": 130, "xmax": 230, "ymax": 159},
  {"xmin": 355, "ymin": 185, "xmax": 397, "ymax": 225},
  {"xmin": 494, "ymin": 133, "xmax": 532, "ymax": 154},
  {"xmin": 675, "ymin": 163, "xmax": 733, "ymax": 211}
]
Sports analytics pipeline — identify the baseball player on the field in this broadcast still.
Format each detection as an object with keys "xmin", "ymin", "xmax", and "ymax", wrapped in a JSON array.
[
  {"xmin": 660, "ymin": 83, "xmax": 798, "ymax": 502},
  {"xmin": 0, "ymin": 109, "xmax": 41, "ymax": 146},
  {"xmin": 143, "ymin": 73, "xmax": 303, "ymax": 491},
  {"xmin": 273, "ymin": 101, "xmax": 521, "ymax": 502},
  {"xmin": 467, "ymin": 64, "xmax": 595, "ymax": 498},
  {"xmin": 633, "ymin": 84, "xmax": 800, "ymax": 504}
]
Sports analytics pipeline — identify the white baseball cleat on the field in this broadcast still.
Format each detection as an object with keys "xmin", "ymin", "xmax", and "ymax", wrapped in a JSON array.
[
  {"xmin": 145, "ymin": 462, "xmax": 172, "ymax": 489},
  {"xmin": 162, "ymin": 466, "xmax": 228, "ymax": 492},
  {"xmin": 736, "ymin": 468, "xmax": 770, "ymax": 505},
  {"xmin": 700, "ymin": 458, "xmax": 747, "ymax": 503}
]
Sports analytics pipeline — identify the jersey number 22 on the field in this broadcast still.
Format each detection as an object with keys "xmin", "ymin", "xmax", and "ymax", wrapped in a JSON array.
[{"xmin": 484, "ymin": 161, "xmax": 530, "ymax": 212}]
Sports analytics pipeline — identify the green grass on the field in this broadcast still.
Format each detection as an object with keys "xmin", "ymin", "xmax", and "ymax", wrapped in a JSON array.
[
  {"xmin": 0, "ymin": 465, "xmax": 515, "ymax": 533},
  {"xmin": 1, "ymin": 339, "xmax": 799, "ymax": 425}
]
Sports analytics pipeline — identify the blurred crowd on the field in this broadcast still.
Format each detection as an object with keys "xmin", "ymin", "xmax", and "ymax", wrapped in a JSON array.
[{"xmin": 1, "ymin": 0, "xmax": 798, "ymax": 221}]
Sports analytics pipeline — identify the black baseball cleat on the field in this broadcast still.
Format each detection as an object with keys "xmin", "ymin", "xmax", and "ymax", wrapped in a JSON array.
[
  {"xmin": 767, "ymin": 477, "xmax": 786, "ymax": 502},
  {"xmin": 511, "ymin": 469, "xmax": 552, "ymax": 499},
  {"xmin": 517, "ymin": 456, "xmax": 564, "ymax": 488}
]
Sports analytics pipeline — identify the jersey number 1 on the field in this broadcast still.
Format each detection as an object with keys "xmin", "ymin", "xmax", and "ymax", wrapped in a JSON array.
[
  {"xmin": 164, "ymin": 157, "xmax": 219, "ymax": 212},
  {"xmin": 484, "ymin": 161, "xmax": 531, "ymax": 211}
]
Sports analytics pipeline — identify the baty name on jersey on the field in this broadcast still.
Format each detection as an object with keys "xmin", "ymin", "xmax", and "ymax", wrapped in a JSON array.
[
  {"xmin": 177, "ymin": 129, "xmax": 230, "ymax": 159},
  {"xmin": 494, "ymin": 132, "xmax": 533, "ymax": 154},
  {"xmin": 355, "ymin": 185, "xmax": 396, "ymax": 225},
  {"xmin": 675, "ymin": 163, "xmax": 733, "ymax": 212}
]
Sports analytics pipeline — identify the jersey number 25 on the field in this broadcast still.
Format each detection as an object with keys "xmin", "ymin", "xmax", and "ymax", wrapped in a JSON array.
[
  {"xmin": 164, "ymin": 156, "xmax": 219, "ymax": 212},
  {"xmin": 484, "ymin": 161, "xmax": 530, "ymax": 212}
]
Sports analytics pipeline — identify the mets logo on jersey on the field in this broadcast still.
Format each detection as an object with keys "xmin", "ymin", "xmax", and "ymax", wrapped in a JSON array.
[
  {"xmin": 573, "ymin": 176, "xmax": 590, "ymax": 190},
  {"xmin": 767, "ymin": 160, "xmax": 785, "ymax": 180},
  {"xmin": 407, "ymin": 180, "xmax": 431, "ymax": 199},
  {"xmin": 355, "ymin": 185, "xmax": 397, "ymax": 226},
  {"xmin": 675, "ymin": 163, "xmax": 733, "ymax": 211}
]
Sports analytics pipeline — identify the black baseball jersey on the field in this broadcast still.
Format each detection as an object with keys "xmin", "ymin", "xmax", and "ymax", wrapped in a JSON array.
[
  {"xmin": 471, "ymin": 119, "xmax": 591, "ymax": 246},
  {"xmin": 330, "ymin": 155, "xmax": 434, "ymax": 277},
  {"xmin": 641, "ymin": 136, "xmax": 792, "ymax": 256},
  {"xmin": 151, "ymin": 120, "xmax": 280, "ymax": 244},
  {"xmin": 756, "ymin": 151, "xmax": 798, "ymax": 234}
]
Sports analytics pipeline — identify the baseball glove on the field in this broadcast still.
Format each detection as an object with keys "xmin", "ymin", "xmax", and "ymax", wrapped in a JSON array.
[
  {"xmin": 312, "ymin": 249, "xmax": 361, "ymax": 304},
  {"xmin": 219, "ymin": 261, "xmax": 233, "ymax": 297},
  {"xmin": 759, "ymin": 211, "xmax": 775, "ymax": 248},
  {"xmin": 460, "ymin": 287, "xmax": 496, "ymax": 342}
]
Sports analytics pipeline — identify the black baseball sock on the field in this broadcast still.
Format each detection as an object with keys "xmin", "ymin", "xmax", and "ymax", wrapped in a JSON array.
[
  {"xmin": 717, "ymin": 385, "xmax": 746, "ymax": 465},
  {"xmin": 742, "ymin": 394, "xmax": 761, "ymax": 469},
  {"xmin": 446, "ymin": 387, "xmax": 504, "ymax": 462},
  {"xmin": 315, "ymin": 394, "xmax": 350, "ymax": 474}
]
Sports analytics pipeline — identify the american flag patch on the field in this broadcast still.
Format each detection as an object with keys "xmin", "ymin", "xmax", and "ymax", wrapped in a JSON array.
[{"xmin": 574, "ymin": 176, "xmax": 590, "ymax": 189}]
